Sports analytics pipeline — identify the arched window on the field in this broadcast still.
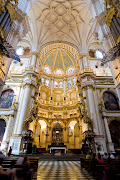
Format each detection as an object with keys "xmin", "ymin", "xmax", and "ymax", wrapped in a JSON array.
[
  {"xmin": 73, "ymin": 78, "xmax": 76, "ymax": 86},
  {"xmin": 44, "ymin": 66, "xmax": 50, "ymax": 74},
  {"xmin": 59, "ymin": 81, "xmax": 63, "ymax": 88},
  {"xmin": 68, "ymin": 80, "xmax": 72, "ymax": 87},
  {"xmin": 45, "ymin": 79, "xmax": 49, "ymax": 86},
  {"xmin": 55, "ymin": 70, "xmax": 62, "ymax": 76},
  {"xmin": 42, "ymin": 77, "xmax": 45, "ymax": 85},
  {"xmin": 95, "ymin": 50, "xmax": 104, "ymax": 59},
  {"xmin": 0, "ymin": 90, "xmax": 14, "ymax": 108},
  {"xmin": 54, "ymin": 81, "xmax": 58, "ymax": 88},
  {"xmin": 103, "ymin": 91, "xmax": 119, "ymax": 110},
  {"xmin": 0, "ymin": 119, "xmax": 6, "ymax": 144},
  {"xmin": 68, "ymin": 68, "xmax": 74, "ymax": 74}
]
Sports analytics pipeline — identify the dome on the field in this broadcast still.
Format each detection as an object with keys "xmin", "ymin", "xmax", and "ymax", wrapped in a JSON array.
[{"xmin": 40, "ymin": 43, "xmax": 78, "ymax": 76}]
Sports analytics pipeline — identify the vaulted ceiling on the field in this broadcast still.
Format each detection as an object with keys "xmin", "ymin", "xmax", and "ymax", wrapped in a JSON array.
[{"xmin": 24, "ymin": 0, "xmax": 97, "ymax": 53}]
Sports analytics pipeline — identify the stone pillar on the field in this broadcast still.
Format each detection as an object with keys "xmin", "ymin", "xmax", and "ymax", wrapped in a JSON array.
[
  {"xmin": 31, "ymin": 52, "xmax": 37, "ymax": 67},
  {"xmin": 2, "ymin": 115, "xmax": 14, "ymax": 142},
  {"xmin": 87, "ymin": 85, "xmax": 99, "ymax": 135},
  {"xmin": 104, "ymin": 117, "xmax": 115, "ymax": 152},
  {"xmin": 63, "ymin": 78, "xmax": 67, "ymax": 96},
  {"xmin": 16, "ymin": 84, "xmax": 31, "ymax": 135},
  {"xmin": 82, "ymin": 55, "xmax": 89, "ymax": 69},
  {"xmin": 50, "ymin": 78, "xmax": 54, "ymax": 96},
  {"xmin": 1, "ymin": 115, "xmax": 14, "ymax": 151}
]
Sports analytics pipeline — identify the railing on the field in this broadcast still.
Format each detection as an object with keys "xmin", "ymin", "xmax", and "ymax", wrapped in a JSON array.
[{"xmin": 0, "ymin": 67, "xmax": 5, "ymax": 81}]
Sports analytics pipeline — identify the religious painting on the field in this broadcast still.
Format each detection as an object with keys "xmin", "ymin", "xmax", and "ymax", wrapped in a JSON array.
[
  {"xmin": 109, "ymin": 120, "xmax": 120, "ymax": 149},
  {"xmin": 0, "ymin": 119, "xmax": 6, "ymax": 145},
  {"xmin": 103, "ymin": 92, "xmax": 119, "ymax": 110},
  {"xmin": 0, "ymin": 90, "xmax": 14, "ymax": 108}
]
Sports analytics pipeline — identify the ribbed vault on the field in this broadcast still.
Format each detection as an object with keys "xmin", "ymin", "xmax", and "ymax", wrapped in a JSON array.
[{"xmin": 25, "ymin": 0, "xmax": 96, "ymax": 53}]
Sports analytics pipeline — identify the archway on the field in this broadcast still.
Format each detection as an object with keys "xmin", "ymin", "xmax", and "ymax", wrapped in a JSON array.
[
  {"xmin": 0, "ymin": 119, "xmax": 6, "ymax": 146},
  {"xmin": 52, "ymin": 122, "xmax": 63, "ymax": 145},
  {"xmin": 109, "ymin": 120, "xmax": 120, "ymax": 149}
]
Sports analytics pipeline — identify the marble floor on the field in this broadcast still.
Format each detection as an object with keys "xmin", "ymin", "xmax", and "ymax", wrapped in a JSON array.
[{"xmin": 37, "ymin": 161, "xmax": 95, "ymax": 180}]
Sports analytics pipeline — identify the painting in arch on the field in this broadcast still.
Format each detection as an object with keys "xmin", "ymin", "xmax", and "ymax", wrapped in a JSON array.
[{"xmin": 0, "ymin": 90, "xmax": 14, "ymax": 109}]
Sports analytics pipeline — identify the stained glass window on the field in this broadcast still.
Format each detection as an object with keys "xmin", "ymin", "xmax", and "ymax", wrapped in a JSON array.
[
  {"xmin": 0, "ymin": 90, "xmax": 14, "ymax": 108},
  {"xmin": 42, "ymin": 77, "xmax": 45, "ymax": 85},
  {"xmin": 68, "ymin": 68, "xmax": 74, "ymax": 74},
  {"xmin": 55, "ymin": 70, "xmax": 62, "ymax": 76},
  {"xmin": 68, "ymin": 80, "xmax": 72, "ymax": 87},
  {"xmin": 44, "ymin": 66, "xmax": 50, "ymax": 74},
  {"xmin": 54, "ymin": 81, "xmax": 58, "ymax": 88},
  {"xmin": 73, "ymin": 78, "xmax": 76, "ymax": 86},
  {"xmin": 45, "ymin": 79, "xmax": 49, "ymax": 86},
  {"xmin": 59, "ymin": 81, "xmax": 63, "ymax": 88}
]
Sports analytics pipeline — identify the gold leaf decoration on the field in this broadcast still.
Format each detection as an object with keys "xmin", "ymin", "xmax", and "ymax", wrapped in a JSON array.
[{"xmin": 6, "ymin": 3, "xmax": 17, "ymax": 22}]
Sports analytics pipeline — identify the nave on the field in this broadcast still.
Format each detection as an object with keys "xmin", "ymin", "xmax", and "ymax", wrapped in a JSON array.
[{"xmin": 37, "ymin": 161, "xmax": 95, "ymax": 180}]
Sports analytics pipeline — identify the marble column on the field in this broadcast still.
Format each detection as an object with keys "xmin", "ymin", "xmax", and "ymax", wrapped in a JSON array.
[
  {"xmin": 82, "ymin": 55, "xmax": 89, "ymax": 69},
  {"xmin": 31, "ymin": 52, "xmax": 37, "ymax": 67},
  {"xmin": 1, "ymin": 115, "xmax": 14, "ymax": 152},
  {"xmin": 2, "ymin": 115, "xmax": 14, "ymax": 142},
  {"xmin": 104, "ymin": 117, "xmax": 115, "ymax": 152},
  {"xmin": 50, "ymin": 78, "xmax": 54, "ymax": 97},
  {"xmin": 87, "ymin": 85, "xmax": 99, "ymax": 135},
  {"xmin": 63, "ymin": 78, "xmax": 67, "ymax": 96},
  {"xmin": 16, "ymin": 84, "xmax": 31, "ymax": 134}
]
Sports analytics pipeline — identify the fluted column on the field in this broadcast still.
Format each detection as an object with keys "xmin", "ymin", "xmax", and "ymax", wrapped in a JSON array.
[
  {"xmin": 104, "ymin": 117, "xmax": 115, "ymax": 152},
  {"xmin": 16, "ymin": 84, "xmax": 31, "ymax": 134},
  {"xmin": 2, "ymin": 115, "xmax": 14, "ymax": 142}
]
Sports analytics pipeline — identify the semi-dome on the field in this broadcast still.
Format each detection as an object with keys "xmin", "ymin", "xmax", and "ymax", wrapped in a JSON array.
[{"xmin": 40, "ymin": 43, "xmax": 79, "ymax": 76}]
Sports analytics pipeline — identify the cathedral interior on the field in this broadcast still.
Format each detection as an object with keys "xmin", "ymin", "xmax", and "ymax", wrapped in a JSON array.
[{"xmin": 0, "ymin": 0, "xmax": 120, "ymax": 157}]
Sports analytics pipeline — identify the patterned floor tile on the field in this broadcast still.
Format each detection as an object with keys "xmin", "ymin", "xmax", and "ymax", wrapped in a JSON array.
[{"xmin": 37, "ymin": 161, "xmax": 95, "ymax": 180}]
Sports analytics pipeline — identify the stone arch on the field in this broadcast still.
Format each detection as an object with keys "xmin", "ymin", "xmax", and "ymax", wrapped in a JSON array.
[
  {"xmin": 0, "ymin": 115, "xmax": 8, "ymax": 125},
  {"xmin": 101, "ymin": 89, "xmax": 118, "ymax": 100},
  {"xmin": 51, "ymin": 120, "xmax": 65, "ymax": 128}
]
